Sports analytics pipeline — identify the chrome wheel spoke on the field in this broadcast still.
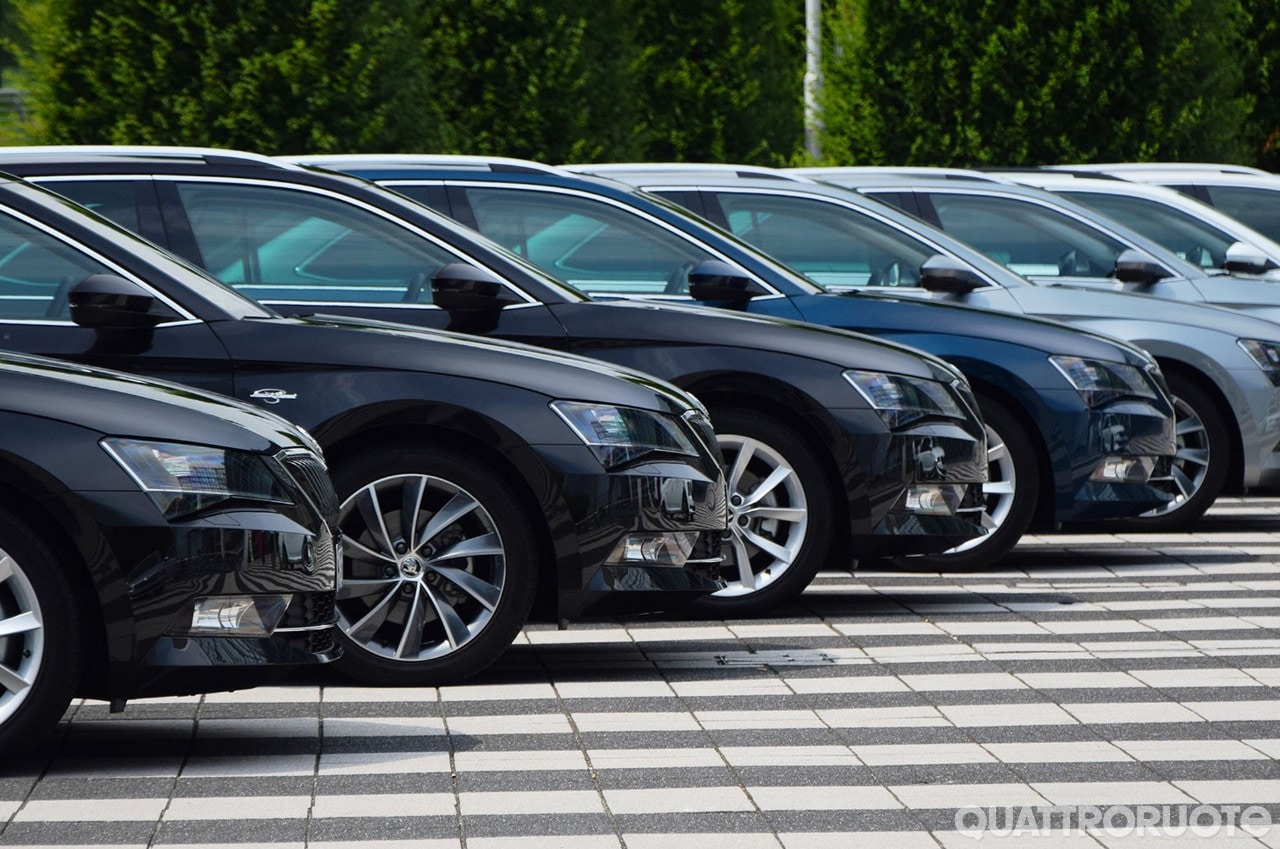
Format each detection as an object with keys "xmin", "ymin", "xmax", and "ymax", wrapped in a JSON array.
[
  {"xmin": 401, "ymin": 476, "xmax": 427, "ymax": 546},
  {"xmin": 432, "ymin": 531, "xmax": 504, "ymax": 562},
  {"xmin": 344, "ymin": 536, "xmax": 395, "ymax": 566},
  {"xmin": 336, "ymin": 575, "xmax": 398, "ymax": 600},
  {"xmin": 345, "ymin": 582, "xmax": 402, "ymax": 642},
  {"xmin": 1170, "ymin": 464, "xmax": 1198, "ymax": 498},
  {"xmin": 983, "ymin": 480, "xmax": 1015, "ymax": 496},
  {"xmin": 0, "ymin": 661, "xmax": 29, "ymax": 696},
  {"xmin": 742, "ymin": 465, "xmax": 794, "ymax": 507},
  {"xmin": 740, "ymin": 526, "xmax": 795, "ymax": 565},
  {"xmin": 741, "ymin": 505, "xmax": 806, "ymax": 522},
  {"xmin": 416, "ymin": 492, "xmax": 481, "ymax": 550},
  {"xmin": 730, "ymin": 534, "xmax": 757, "ymax": 590},
  {"xmin": 395, "ymin": 584, "xmax": 428, "ymax": 658},
  {"xmin": 1174, "ymin": 446, "xmax": 1210, "ymax": 469},
  {"xmin": 423, "ymin": 586, "xmax": 471, "ymax": 648},
  {"xmin": 431, "ymin": 565, "xmax": 502, "ymax": 610},
  {"xmin": 726, "ymin": 441, "xmax": 758, "ymax": 494},
  {"xmin": 0, "ymin": 611, "xmax": 40, "ymax": 639},
  {"xmin": 354, "ymin": 485, "xmax": 395, "ymax": 557}
]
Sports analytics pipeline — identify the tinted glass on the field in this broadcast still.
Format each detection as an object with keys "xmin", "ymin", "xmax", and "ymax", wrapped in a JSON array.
[
  {"xmin": 1204, "ymin": 185, "xmax": 1280, "ymax": 244},
  {"xmin": 0, "ymin": 211, "xmax": 113, "ymax": 320},
  {"xmin": 715, "ymin": 192, "xmax": 934, "ymax": 289},
  {"xmin": 45, "ymin": 180, "xmax": 142, "ymax": 232},
  {"xmin": 459, "ymin": 186, "xmax": 717, "ymax": 294},
  {"xmin": 930, "ymin": 194, "xmax": 1126, "ymax": 278},
  {"xmin": 1062, "ymin": 191, "xmax": 1235, "ymax": 270},
  {"xmin": 173, "ymin": 182, "xmax": 459, "ymax": 303}
]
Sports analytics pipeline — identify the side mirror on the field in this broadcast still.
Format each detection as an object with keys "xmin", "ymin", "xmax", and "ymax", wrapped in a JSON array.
[
  {"xmin": 1224, "ymin": 241, "xmax": 1277, "ymax": 275},
  {"xmin": 687, "ymin": 260, "xmax": 768, "ymax": 303},
  {"xmin": 918, "ymin": 254, "xmax": 986, "ymax": 294},
  {"xmin": 69, "ymin": 274, "xmax": 180, "ymax": 329},
  {"xmin": 1112, "ymin": 249, "xmax": 1174, "ymax": 285},
  {"xmin": 431, "ymin": 263, "xmax": 524, "ymax": 311}
]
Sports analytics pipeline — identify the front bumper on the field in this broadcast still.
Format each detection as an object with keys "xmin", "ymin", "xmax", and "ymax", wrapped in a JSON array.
[
  {"xmin": 1056, "ymin": 397, "xmax": 1177, "ymax": 521},
  {"xmin": 77, "ymin": 492, "xmax": 340, "ymax": 701},
  {"xmin": 845, "ymin": 411, "xmax": 990, "ymax": 555},
  {"xmin": 535, "ymin": 446, "xmax": 728, "ymax": 620}
]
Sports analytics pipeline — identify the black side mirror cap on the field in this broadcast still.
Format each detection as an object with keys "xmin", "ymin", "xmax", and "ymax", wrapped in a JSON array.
[
  {"xmin": 918, "ymin": 254, "xmax": 986, "ymax": 294},
  {"xmin": 431, "ymin": 263, "xmax": 524, "ymax": 311},
  {"xmin": 1113, "ymin": 249, "xmax": 1174, "ymax": 285},
  {"xmin": 1224, "ymin": 241, "xmax": 1277, "ymax": 275},
  {"xmin": 687, "ymin": 260, "xmax": 768, "ymax": 303},
  {"xmin": 69, "ymin": 274, "xmax": 180, "ymax": 329}
]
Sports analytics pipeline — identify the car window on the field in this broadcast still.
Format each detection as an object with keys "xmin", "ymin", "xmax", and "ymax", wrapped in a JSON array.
[
  {"xmin": 1204, "ymin": 185, "xmax": 1280, "ymax": 245},
  {"xmin": 172, "ymin": 182, "xmax": 458, "ymax": 303},
  {"xmin": 44, "ymin": 180, "xmax": 142, "ymax": 233},
  {"xmin": 929, "ymin": 193, "xmax": 1126, "ymax": 278},
  {"xmin": 0, "ymin": 211, "xmax": 114, "ymax": 320},
  {"xmin": 1062, "ymin": 191, "xmax": 1235, "ymax": 270},
  {"xmin": 713, "ymin": 192, "xmax": 934, "ymax": 289},
  {"xmin": 458, "ymin": 187, "xmax": 717, "ymax": 294}
]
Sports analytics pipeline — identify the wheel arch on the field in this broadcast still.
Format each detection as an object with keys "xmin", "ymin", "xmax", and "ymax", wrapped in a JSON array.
[
  {"xmin": 680, "ymin": 378, "xmax": 859, "ymax": 567},
  {"xmin": 1153, "ymin": 359, "xmax": 1245, "ymax": 495},
  {"xmin": 963, "ymin": 378, "xmax": 1058, "ymax": 528}
]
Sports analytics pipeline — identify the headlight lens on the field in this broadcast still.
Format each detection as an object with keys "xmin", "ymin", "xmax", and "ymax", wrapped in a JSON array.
[
  {"xmin": 1049, "ymin": 356, "xmax": 1158, "ymax": 407},
  {"xmin": 843, "ymin": 370, "xmax": 964, "ymax": 428},
  {"xmin": 1239, "ymin": 339, "xmax": 1280, "ymax": 386},
  {"xmin": 102, "ymin": 439, "xmax": 294, "ymax": 520},
  {"xmin": 551, "ymin": 401, "xmax": 699, "ymax": 469}
]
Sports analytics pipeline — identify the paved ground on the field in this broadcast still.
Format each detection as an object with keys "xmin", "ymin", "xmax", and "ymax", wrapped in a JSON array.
[{"xmin": 4, "ymin": 497, "xmax": 1280, "ymax": 848}]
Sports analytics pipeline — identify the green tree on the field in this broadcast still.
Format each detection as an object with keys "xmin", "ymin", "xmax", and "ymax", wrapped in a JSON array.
[
  {"xmin": 819, "ymin": 0, "xmax": 1254, "ymax": 166},
  {"xmin": 14, "ymin": 0, "xmax": 433, "ymax": 152},
  {"xmin": 628, "ymin": 0, "xmax": 806, "ymax": 164},
  {"xmin": 1242, "ymin": 0, "xmax": 1280, "ymax": 169}
]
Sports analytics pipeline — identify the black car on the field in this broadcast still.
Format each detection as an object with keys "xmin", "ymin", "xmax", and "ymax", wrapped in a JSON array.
[
  {"xmin": 0, "ymin": 147, "xmax": 992, "ymax": 616},
  {"xmin": 0, "ymin": 169, "xmax": 727, "ymax": 686},
  {"xmin": 0, "ymin": 351, "xmax": 339, "ymax": 753}
]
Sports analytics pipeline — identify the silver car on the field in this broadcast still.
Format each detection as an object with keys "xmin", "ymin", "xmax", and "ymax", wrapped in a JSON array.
[
  {"xmin": 578, "ymin": 164, "xmax": 1280, "ymax": 528},
  {"xmin": 1049, "ymin": 164, "xmax": 1280, "ymax": 248}
]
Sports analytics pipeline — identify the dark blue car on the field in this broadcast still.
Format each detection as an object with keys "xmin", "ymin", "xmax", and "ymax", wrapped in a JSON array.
[{"xmin": 293, "ymin": 155, "xmax": 1180, "ymax": 569}]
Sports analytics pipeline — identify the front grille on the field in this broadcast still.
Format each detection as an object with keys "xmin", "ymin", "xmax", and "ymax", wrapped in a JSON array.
[
  {"xmin": 277, "ymin": 449, "xmax": 341, "ymax": 525},
  {"xmin": 279, "ymin": 590, "xmax": 337, "ymax": 629}
]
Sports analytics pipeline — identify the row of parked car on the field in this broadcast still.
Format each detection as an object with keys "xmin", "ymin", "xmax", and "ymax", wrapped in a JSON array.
[{"xmin": 1, "ymin": 149, "xmax": 1276, "ymax": 752}]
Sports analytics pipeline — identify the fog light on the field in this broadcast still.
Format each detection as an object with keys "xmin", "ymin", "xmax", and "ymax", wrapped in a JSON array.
[
  {"xmin": 607, "ymin": 532, "xmax": 698, "ymax": 567},
  {"xmin": 900, "ymin": 484, "xmax": 964, "ymax": 516},
  {"xmin": 180, "ymin": 595, "xmax": 291, "ymax": 636},
  {"xmin": 1090, "ymin": 455, "xmax": 1157, "ymax": 483}
]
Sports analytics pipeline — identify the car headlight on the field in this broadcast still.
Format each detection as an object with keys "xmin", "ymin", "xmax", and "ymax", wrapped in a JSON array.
[
  {"xmin": 102, "ymin": 438, "xmax": 295, "ymax": 520},
  {"xmin": 550, "ymin": 401, "xmax": 699, "ymax": 469},
  {"xmin": 1049, "ymin": 356, "xmax": 1158, "ymax": 407},
  {"xmin": 1239, "ymin": 339, "xmax": 1280, "ymax": 386},
  {"xmin": 843, "ymin": 370, "xmax": 965, "ymax": 428}
]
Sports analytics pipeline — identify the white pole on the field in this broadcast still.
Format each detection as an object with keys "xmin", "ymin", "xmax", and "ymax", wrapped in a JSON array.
[{"xmin": 804, "ymin": 0, "xmax": 823, "ymax": 160}]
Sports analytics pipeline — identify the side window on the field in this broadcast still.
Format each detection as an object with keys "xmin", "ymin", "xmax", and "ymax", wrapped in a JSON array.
[
  {"xmin": 0, "ymin": 212, "xmax": 113, "ymax": 321},
  {"xmin": 1065, "ymin": 192, "xmax": 1234, "ymax": 270},
  {"xmin": 44, "ymin": 180, "xmax": 142, "ymax": 233},
  {"xmin": 1205, "ymin": 186, "xmax": 1280, "ymax": 245},
  {"xmin": 172, "ymin": 182, "xmax": 459, "ymax": 303},
  {"xmin": 459, "ymin": 187, "xmax": 717, "ymax": 294},
  {"xmin": 931, "ymin": 194, "xmax": 1125, "ymax": 278},
  {"xmin": 715, "ymin": 193, "xmax": 933, "ymax": 289}
]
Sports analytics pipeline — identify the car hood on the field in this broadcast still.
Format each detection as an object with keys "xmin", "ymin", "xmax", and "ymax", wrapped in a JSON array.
[
  {"xmin": 559, "ymin": 299, "xmax": 962, "ymax": 380},
  {"xmin": 254, "ymin": 313, "xmax": 704, "ymax": 415},
  {"xmin": 1006, "ymin": 285, "xmax": 1280, "ymax": 343},
  {"xmin": 0, "ymin": 351, "xmax": 315, "ymax": 452},
  {"xmin": 820, "ymin": 291, "xmax": 1153, "ymax": 366}
]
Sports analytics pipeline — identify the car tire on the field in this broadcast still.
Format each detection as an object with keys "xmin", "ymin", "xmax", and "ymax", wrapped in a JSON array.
[
  {"xmin": 330, "ymin": 445, "xmax": 538, "ymax": 686},
  {"xmin": 0, "ymin": 510, "xmax": 83, "ymax": 754},
  {"xmin": 905, "ymin": 397, "xmax": 1039, "ymax": 571},
  {"xmin": 1126, "ymin": 373, "xmax": 1229, "ymax": 530},
  {"xmin": 691, "ymin": 407, "xmax": 835, "ymax": 617}
]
